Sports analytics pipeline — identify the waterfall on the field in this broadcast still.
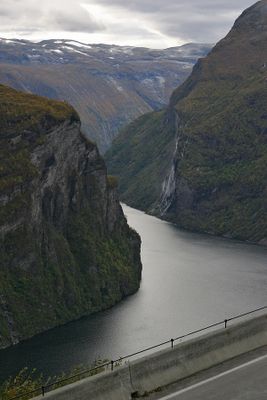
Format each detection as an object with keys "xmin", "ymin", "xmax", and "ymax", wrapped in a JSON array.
[
  {"xmin": 159, "ymin": 162, "xmax": 176, "ymax": 215},
  {"xmin": 159, "ymin": 110, "xmax": 180, "ymax": 215},
  {"xmin": 158, "ymin": 110, "xmax": 189, "ymax": 216}
]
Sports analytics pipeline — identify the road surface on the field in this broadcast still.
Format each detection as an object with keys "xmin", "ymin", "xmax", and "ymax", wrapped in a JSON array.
[{"xmin": 154, "ymin": 347, "xmax": 267, "ymax": 400}]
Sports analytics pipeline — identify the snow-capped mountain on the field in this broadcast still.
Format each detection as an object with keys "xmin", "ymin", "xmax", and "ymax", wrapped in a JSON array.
[{"xmin": 0, "ymin": 38, "xmax": 212, "ymax": 151}]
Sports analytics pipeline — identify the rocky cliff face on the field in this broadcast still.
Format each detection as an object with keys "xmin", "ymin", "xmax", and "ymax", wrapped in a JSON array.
[
  {"xmin": 0, "ymin": 39, "xmax": 211, "ymax": 152},
  {"xmin": 106, "ymin": 0, "xmax": 267, "ymax": 244},
  {"xmin": 0, "ymin": 85, "xmax": 142, "ymax": 349}
]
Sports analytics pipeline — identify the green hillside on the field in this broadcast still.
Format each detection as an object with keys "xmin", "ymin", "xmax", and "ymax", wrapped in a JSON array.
[
  {"xmin": 106, "ymin": 110, "xmax": 176, "ymax": 210},
  {"xmin": 0, "ymin": 85, "xmax": 142, "ymax": 348},
  {"xmin": 106, "ymin": 0, "xmax": 267, "ymax": 244}
]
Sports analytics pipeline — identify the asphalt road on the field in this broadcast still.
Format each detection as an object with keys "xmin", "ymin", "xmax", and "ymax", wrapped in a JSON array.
[{"xmin": 157, "ymin": 351, "xmax": 267, "ymax": 400}]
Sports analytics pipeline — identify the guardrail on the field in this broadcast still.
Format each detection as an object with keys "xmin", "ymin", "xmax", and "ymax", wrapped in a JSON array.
[{"xmin": 5, "ymin": 305, "xmax": 267, "ymax": 400}]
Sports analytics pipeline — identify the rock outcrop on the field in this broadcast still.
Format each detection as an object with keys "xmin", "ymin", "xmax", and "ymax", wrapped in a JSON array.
[
  {"xmin": 106, "ymin": 0, "xmax": 267, "ymax": 244},
  {"xmin": 0, "ymin": 85, "xmax": 142, "ymax": 349}
]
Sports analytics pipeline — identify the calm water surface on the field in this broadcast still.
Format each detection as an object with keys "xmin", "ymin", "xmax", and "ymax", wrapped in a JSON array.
[{"xmin": 1, "ymin": 205, "xmax": 266, "ymax": 382}]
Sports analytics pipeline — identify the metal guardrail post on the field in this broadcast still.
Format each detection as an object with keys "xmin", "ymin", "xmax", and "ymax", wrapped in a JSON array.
[{"xmin": 7, "ymin": 305, "xmax": 266, "ymax": 400}]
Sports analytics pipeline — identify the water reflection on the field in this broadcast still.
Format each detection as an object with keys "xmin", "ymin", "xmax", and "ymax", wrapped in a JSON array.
[{"xmin": 1, "ymin": 205, "xmax": 266, "ymax": 382}]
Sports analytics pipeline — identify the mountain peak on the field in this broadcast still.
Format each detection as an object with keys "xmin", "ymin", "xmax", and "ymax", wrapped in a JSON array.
[
  {"xmin": 195, "ymin": 0, "xmax": 267, "ymax": 79},
  {"xmin": 232, "ymin": 0, "xmax": 267, "ymax": 33},
  {"xmin": 106, "ymin": 0, "xmax": 267, "ymax": 244}
]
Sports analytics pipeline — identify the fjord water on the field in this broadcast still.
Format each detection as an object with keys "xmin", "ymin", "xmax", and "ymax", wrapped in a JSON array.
[{"xmin": 1, "ymin": 205, "xmax": 266, "ymax": 382}]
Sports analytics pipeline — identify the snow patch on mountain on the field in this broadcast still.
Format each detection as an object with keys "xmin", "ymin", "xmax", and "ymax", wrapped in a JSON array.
[
  {"xmin": 0, "ymin": 39, "xmax": 26, "ymax": 45},
  {"xmin": 66, "ymin": 41, "xmax": 92, "ymax": 49},
  {"xmin": 108, "ymin": 77, "xmax": 124, "ymax": 92},
  {"xmin": 51, "ymin": 49, "xmax": 63, "ymax": 54},
  {"xmin": 156, "ymin": 76, "xmax": 166, "ymax": 87},
  {"xmin": 60, "ymin": 45, "xmax": 90, "ymax": 56}
]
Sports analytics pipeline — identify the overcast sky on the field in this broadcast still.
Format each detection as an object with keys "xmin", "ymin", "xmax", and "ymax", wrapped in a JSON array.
[{"xmin": 0, "ymin": 0, "xmax": 256, "ymax": 48}]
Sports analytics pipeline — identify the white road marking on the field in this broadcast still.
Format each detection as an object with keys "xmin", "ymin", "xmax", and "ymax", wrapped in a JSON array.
[{"xmin": 159, "ymin": 353, "xmax": 267, "ymax": 399}]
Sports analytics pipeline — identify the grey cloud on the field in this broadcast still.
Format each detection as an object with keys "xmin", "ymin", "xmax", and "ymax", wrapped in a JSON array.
[
  {"xmin": 0, "ymin": 0, "xmax": 258, "ymax": 45},
  {"xmin": 86, "ymin": 0, "xmax": 256, "ymax": 41},
  {"xmin": 0, "ymin": 9, "xmax": 13, "ymax": 17},
  {"xmin": 0, "ymin": 2, "xmax": 22, "ymax": 17},
  {"xmin": 51, "ymin": 8, "xmax": 104, "ymax": 32},
  {"xmin": 0, "ymin": 0, "xmax": 105, "ymax": 33}
]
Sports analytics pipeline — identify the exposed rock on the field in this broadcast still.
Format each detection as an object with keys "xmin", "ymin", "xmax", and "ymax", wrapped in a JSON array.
[
  {"xmin": 106, "ymin": 0, "xmax": 267, "ymax": 245},
  {"xmin": 0, "ymin": 85, "xmax": 142, "ymax": 349},
  {"xmin": 0, "ymin": 39, "xmax": 212, "ymax": 152}
]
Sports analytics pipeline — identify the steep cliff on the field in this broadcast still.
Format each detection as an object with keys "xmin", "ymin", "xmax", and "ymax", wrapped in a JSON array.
[
  {"xmin": 0, "ymin": 85, "xmax": 142, "ymax": 349},
  {"xmin": 106, "ymin": 0, "xmax": 267, "ymax": 244}
]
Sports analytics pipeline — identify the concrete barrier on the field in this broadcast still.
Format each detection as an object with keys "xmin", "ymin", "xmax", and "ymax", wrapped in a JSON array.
[{"xmin": 32, "ymin": 312, "xmax": 267, "ymax": 400}]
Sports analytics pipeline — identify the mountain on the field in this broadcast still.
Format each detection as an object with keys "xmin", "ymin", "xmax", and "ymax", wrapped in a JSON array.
[
  {"xmin": 106, "ymin": 0, "xmax": 267, "ymax": 245},
  {"xmin": 0, "ymin": 84, "xmax": 142, "ymax": 349},
  {"xmin": 0, "ymin": 39, "xmax": 211, "ymax": 152}
]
